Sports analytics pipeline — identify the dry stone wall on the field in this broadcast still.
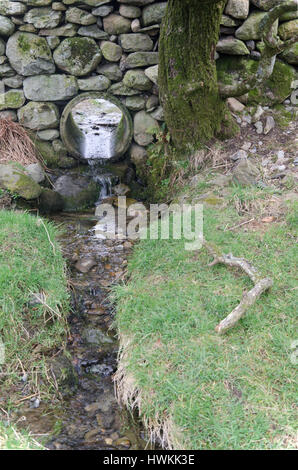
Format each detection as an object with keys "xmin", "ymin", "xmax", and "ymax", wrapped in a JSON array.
[{"xmin": 0, "ymin": 0, "xmax": 297, "ymax": 167}]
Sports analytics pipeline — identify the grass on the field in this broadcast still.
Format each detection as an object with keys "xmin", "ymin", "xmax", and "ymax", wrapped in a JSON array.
[
  {"xmin": 0, "ymin": 210, "xmax": 69, "ymax": 419},
  {"xmin": 0, "ymin": 422, "xmax": 44, "ymax": 450},
  {"xmin": 113, "ymin": 192, "xmax": 298, "ymax": 450}
]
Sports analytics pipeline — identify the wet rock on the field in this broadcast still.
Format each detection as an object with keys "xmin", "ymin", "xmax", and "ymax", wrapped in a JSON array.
[
  {"xmin": 75, "ymin": 257, "xmax": 97, "ymax": 273},
  {"xmin": 38, "ymin": 188, "xmax": 64, "ymax": 214},
  {"xmin": 47, "ymin": 354, "xmax": 78, "ymax": 397},
  {"xmin": 54, "ymin": 174, "xmax": 100, "ymax": 211},
  {"xmin": 83, "ymin": 328, "xmax": 114, "ymax": 346}
]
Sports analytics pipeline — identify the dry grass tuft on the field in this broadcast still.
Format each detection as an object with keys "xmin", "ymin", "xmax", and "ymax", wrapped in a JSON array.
[{"xmin": 0, "ymin": 119, "xmax": 38, "ymax": 166}]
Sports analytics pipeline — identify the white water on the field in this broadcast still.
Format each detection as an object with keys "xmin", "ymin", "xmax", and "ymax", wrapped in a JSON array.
[{"xmin": 72, "ymin": 98, "xmax": 123, "ymax": 161}]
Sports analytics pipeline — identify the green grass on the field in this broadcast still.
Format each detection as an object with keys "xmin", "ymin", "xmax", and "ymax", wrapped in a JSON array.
[
  {"xmin": 0, "ymin": 210, "xmax": 69, "ymax": 410},
  {"xmin": 0, "ymin": 422, "xmax": 44, "ymax": 450},
  {"xmin": 113, "ymin": 198, "xmax": 297, "ymax": 450}
]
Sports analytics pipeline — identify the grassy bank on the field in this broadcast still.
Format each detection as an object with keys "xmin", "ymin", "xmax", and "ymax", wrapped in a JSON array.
[
  {"xmin": 114, "ymin": 189, "xmax": 297, "ymax": 450},
  {"xmin": 0, "ymin": 210, "xmax": 69, "ymax": 446}
]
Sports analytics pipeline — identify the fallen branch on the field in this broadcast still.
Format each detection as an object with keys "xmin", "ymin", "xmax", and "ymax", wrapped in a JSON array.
[{"xmin": 203, "ymin": 240, "xmax": 273, "ymax": 334}]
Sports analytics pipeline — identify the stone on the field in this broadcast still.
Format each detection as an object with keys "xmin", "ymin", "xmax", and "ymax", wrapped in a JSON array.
[
  {"xmin": 230, "ymin": 149, "xmax": 248, "ymax": 161},
  {"xmin": 144, "ymin": 64, "xmax": 158, "ymax": 85},
  {"xmin": 24, "ymin": 8, "xmax": 62, "ymax": 29},
  {"xmin": 23, "ymin": 74, "xmax": 78, "ymax": 101},
  {"xmin": 216, "ymin": 37, "xmax": 249, "ymax": 55},
  {"xmin": 131, "ymin": 18, "xmax": 141, "ymax": 33},
  {"xmin": 77, "ymin": 75, "xmax": 110, "ymax": 91},
  {"xmin": 280, "ymin": 43, "xmax": 298, "ymax": 65},
  {"xmin": 53, "ymin": 38, "xmax": 102, "ymax": 76},
  {"xmin": 37, "ymin": 129, "xmax": 60, "ymax": 140},
  {"xmin": 0, "ymin": 15, "xmax": 15, "ymax": 37},
  {"xmin": 0, "ymin": 39, "xmax": 5, "ymax": 56},
  {"xmin": 52, "ymin": 2, "xmax": 66, "ymax": 11},
  {"xmin": 251, "ymin": 105, "xmax": 264, "ymax": 123},
  {"xmin": 75, "ymin": 257, "xmax": 97, "ymax": 273},
  {"xmin": 109, "ymin": 81, "xmax": 141, "ymax": 96},
  {"xmin": 96, "ymin": 63, "xmax": 122, "ymax": 81},
  {"xmin": 0, "ymin": 89, "xmax": 25, "ymax": 110},
  {"xmin": 6, "ymin": 32, "xmax": 55, "ymax": 76},
  {"xmin": 232, "ymin": 159, "xmax": 260, "ymax": 186},
  {"xmin": 0, "ymin": 1, "xmax": 27, "ymax": 16},
  {"xmin": 264, "ymin": 115, "xmax": 275, "ymax": 135},
  {"xmin": 103, "ymin": 14, "xmax": 131, "ymax": 35},
  {"xmin": 146, "ymin": 94, "xmax": 159, "ymax": 111},
  {"xmin": 119, "ymin": 33, "xmax": 153, "ymax": 52},
  {"xmin": 150, "ymin": 105, "xmax": 163, "ymax": 121},
  {"xmin": 0, "ymin": 163, "xmax": 42, "ymax": 199},
  {"xmin": 134, "ymin": 110, "xmax": 158, "ymax": 146},
  {"xmin": 25, "ymin": 162, "xmax": 45, "ymax": 183},
  {"xmin": 0, "ymin": 110, "xmax": 17, "ymax": 121},
  {"xmin": 119, "ymin": 5, "xmax": 141, "ymax": 19},
  {"xmin": 142, "ymin": 2, "xmax": 166, "ymax": 26},
  {"xmin": 83, "ymin": 327, "xmax": 113, "ymax": 345},
  {"xmin": 236, "ymin": 12, "xmax": 276, "ymax": 40},
  {"xmin": 92, "ymin": 5, "xmax": 114, "ymax": 17},
  {"xmin": 66, "ymin": 7, "xmax": 97, "ymax": 26},
  {"xmin": 77, "ymin": 25, "xmax": 108, "ymax": 39},
  {"xmin": 125, "ymin": 95, "xmax": 146, "ymax": 111},
  {"xmin": 18, "ymin": 102, "xmax": 59, "ymax": 130},
  {"xmin": 39, "ymin": 23, "xmax": 78, "ymax": 37},
  {"xmin": 251, "ymin": 0, "xmax": 285, "ymax": 10},
  {"xmin": 0, "ymin": 64, "xmax": 15, "ymax": 78},
  {"xmin": 217, "ymin": 56, "xmax": 296, "ymax": 106},
  {"xmin": 129, "ymin": 143, "xmax": 148, "ymax": 177},
  {"xmin": 227, "ymin": 97, "xmax": 245, "ymax": 112},
  {"xmin": 278, "ymin": 20, "xmax": 298, "ymax": 41},
  {"xmin": 124, "ymin": 51, "xmax": 159, "ymax": 68},
  {"xmin": 123, "ymin": 69, "xmax": 152, "ymax": 91},
  {"xmin": 225, "ymin": 0, "xmax": 249, "ymax": 20},
  {"xmin": 254, "ymin": 121, "xmax": 263, "ymax": 134},
  {"xmin": 54, "ymin": 174, "xmax": 100, "ymax": 210},
  {"xmin": 46, "ymin": 36, "xmax": 60, "ymax": 49},
  {"xmin": 38, "ymin": 188, "xmax": 64, "ymax": 213},
  {"xmin": 100, "ymin": 41, "xmax": 122, "ymax": 62}
]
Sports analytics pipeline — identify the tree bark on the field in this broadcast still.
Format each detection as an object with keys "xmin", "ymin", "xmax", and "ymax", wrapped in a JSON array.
[{"xmin": 159, "ymin": 0, "xmax": 236, "ymax": 152}]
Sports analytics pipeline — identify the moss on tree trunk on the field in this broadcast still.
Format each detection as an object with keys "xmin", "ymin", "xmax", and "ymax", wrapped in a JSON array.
[{"xmin": 159, "ymin": 0, "xmax": 237, "ymax": 152}]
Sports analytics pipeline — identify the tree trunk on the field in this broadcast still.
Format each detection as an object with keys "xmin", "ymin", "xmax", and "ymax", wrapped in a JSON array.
[{"xmin": 159, "ymin": 0, "xmax": 236, "ymax": 152}]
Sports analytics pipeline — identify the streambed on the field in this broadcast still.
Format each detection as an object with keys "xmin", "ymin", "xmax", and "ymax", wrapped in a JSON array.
[{"xmin": 15, "ymin": 211, "xmax": 150, "ymax": 450}]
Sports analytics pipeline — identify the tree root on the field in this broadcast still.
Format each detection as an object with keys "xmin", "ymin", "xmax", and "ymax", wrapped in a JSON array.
[{"xmin": 203, "ymin": 240, "xmax": 273, "ymax": 334}]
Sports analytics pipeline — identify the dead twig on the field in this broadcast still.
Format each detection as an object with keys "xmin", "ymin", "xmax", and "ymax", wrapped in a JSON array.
[{"xmin": 203, "ymin": 240, "xmax": 273, "ymax": 334}]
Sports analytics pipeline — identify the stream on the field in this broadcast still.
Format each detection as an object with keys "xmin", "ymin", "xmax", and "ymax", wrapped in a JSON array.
[{"xmin": 46, "ymin": 211, "xmax": 148, "ymax": 450}]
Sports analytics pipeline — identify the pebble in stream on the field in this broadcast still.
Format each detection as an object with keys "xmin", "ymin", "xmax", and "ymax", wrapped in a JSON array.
[{"xmin": 41, "ymin": 213, "xmax": 146, "ymax": 450}]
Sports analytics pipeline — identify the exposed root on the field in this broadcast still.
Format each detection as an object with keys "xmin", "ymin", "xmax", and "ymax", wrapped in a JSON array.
[
  {"xmin": 0, "ymin": 118, "xmax": 38, "ymax": 166},
  {"xmin": 204, "ymin": 240, "xmax": 273, "ymax": 334}
]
